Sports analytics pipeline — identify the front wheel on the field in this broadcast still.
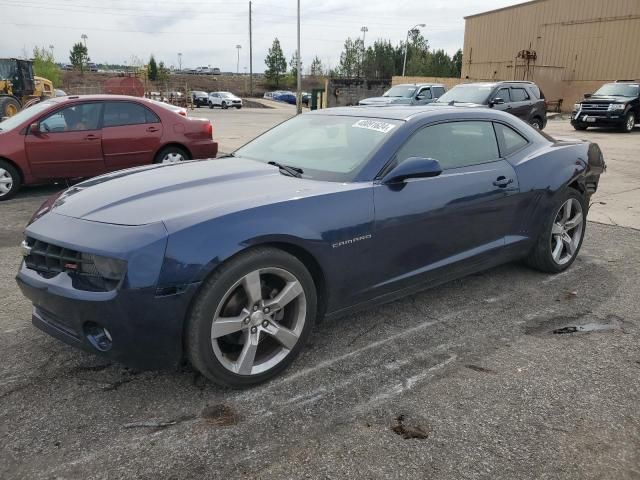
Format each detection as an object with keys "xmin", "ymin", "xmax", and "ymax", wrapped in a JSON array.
[
  {"xmin": 186, "ymin": 247, "xmax": 317, "ymax": 387},
  {"xmin": 621, "ymin": 112, "xmax": 635, "ymax": 133},
  {"xmin": 525, "ymin": 188, "xmax": 586, "ymax": 273},
  {"xmin": 573, "ymin": 124, "xmax": 588, "ymax": 131}
]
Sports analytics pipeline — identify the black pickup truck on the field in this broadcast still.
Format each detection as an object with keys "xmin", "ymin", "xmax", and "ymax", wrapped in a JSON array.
[{"xmin": 572, "ymin": 81, "xmax": 639, "ymax": 132}]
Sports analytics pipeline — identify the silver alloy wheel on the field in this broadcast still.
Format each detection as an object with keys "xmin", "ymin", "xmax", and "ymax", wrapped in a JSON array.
[
  {"xmin": 0, "ymin": 168, "xmax": 13, "ymax": 197},
  {"xmin": 211, "ymin": 267, "xmax": 306, "ymax": 376},
  {"xmin": 550, "ymin": 198, "xmax": 584, "ymax": 265},
  {"xmin": 161, "ymin": 152, "xmax": 185, "ymax": 164},
  {"xmin": 626, "ymin": 113, "xmax": 635, "ymax": 132},
  {"xmin": 531, "ymin": 120, "xmax": 541, "ymax": 130}
]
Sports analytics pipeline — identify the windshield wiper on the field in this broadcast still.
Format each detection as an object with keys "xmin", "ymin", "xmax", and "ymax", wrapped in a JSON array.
[{"xmin": 268, "ymin": 161, "xmax": 303, "ymax": 178}]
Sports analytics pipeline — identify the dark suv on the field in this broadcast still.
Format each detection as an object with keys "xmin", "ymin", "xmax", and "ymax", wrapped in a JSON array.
[
  {"xmin": 433, "ymin": 81, "xmax": 547, "ymax": 130},
  {"xmin": 572, "ymin": 81, "xmax": 639, "ymax": 133}
]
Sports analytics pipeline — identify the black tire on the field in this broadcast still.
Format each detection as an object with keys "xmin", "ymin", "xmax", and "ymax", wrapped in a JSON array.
[
  {"xmin": 0, "ymin": 97, "xmax": 21, "ymax": 118},
  {"xmin": 153, "ymin": 145, "xmax": 190, "ymax": 164},
  {"xmin": 221, "ymin": 101, "xmax": 228, "ymax": 110},
  {"xmin": 525, "ymin": 188, "xmax": 587, "ymax": 273},
  {"xmin": 0, "ymin": 159, "xmax": 21, "ymax": 201},
  {"xmin": 621, "ymin": 112, "xmax": 635, "ymax": 133},
  {"xmin": 209, "ymin": 102, "xmax": 213, "ymax": 109},
  {"xmin": 186, "ymin": 247, "xmax": 317, "ymax": 388},
  {"xmin": 236, "ymin": 105, "xmax": 242, "ymax": 109},
  {"xmin": 573, "ymin": 124, "xmax": 588, "ymax": 131},
  {"xmin": 530, "ymin": 117, "xmax": 543, "ymax": 130}
]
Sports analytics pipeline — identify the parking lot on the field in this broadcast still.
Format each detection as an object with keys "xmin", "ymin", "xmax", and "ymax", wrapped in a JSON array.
[{"xmin": 1, "ymin": 110, "xmax": 639, "ymax": 479}]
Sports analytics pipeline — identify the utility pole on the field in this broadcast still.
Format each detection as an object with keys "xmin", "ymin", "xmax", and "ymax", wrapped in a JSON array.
[
  {"xmin": 249, "ymin": 1, "xmax": 253, "ymax": 96},
  {"xmin": 236, "ymin": 45, "xmax": 242, "ymax": 74},
  {"xmin": 178, "ymin": 52, "xmax": 182, "ymax": 71},
  {"xmin": 296, "ymin": 0, "xmax": 302, "ymax": 114}
]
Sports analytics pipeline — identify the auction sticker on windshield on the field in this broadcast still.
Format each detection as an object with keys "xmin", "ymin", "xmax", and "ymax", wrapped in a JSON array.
[{"xmin": 352, "ymin": 119, "xmax": 396, "ymax": 134}]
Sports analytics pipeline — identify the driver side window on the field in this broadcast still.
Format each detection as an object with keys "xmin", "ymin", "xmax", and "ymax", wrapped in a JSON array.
[
  {"xmin": 418, "ymin": 88, "xmax": 432, "ymax": 99},
  {"xmin": 494, "ymin": 88, "xmax": 511, "ymax": 103},
  {"xmin": 40, "ymin": 103, "xmax": 102, "ymax": 133},
  {"xmin": 395, "ymin": 121, "xmax": 500, "ymax": 170}
]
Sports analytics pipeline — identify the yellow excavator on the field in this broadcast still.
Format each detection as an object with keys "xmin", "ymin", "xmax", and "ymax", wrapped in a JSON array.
[{"xmin": 0, "ymin": 58, "xmax": 55, "ymax": 118}]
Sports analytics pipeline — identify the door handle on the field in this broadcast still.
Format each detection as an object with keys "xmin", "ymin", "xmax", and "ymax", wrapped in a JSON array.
[
  {"xmin": 493, "ymin": 176, "xmax": 514, "ymax": 188},
  {"xmin": 84, "ymin": 134, "xmax": 99, "ymax": 141},
  {"xmin": 146, "ymin": 127, "xmax": 159, "ymax": 132}
]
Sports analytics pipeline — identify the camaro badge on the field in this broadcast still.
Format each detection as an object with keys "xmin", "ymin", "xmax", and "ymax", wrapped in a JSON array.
[
  {"xmin": 332, "ymin": 234, "xmax": 372, "ymax": 249},
  {"xmin": 20, "ymin": 240, "xmax": 32, "ymax": 257}
]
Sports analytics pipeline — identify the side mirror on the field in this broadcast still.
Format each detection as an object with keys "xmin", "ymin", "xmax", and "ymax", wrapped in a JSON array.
[
  {"xmin": 433, "ymin": 97, "xmax": 439, "ymax": 102},
  {"xmin": 490, "ymin": 97, "xmax": 505, "ymax": 106},
  {"xmin": 29, "ymin": 122, "xmax": 40, "ymax": 134},
  {"xmin": 382, "ymin": 157, "xmax": 442, "ymax": 184},
  {"xmin": 584, "ymin": 93, "xmax": 592, "ymax": 99}
]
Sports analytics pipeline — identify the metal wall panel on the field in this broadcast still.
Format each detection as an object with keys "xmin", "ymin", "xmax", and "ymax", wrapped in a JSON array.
[{"xmin": 462, "ymin": 0, "xmax": 640, "ymax": 81}]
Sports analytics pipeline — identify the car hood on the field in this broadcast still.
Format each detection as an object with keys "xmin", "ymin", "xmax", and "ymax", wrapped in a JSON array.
[
  {"xmin": 49, "ymin": 158, "xmax": 348, "ymax": 228},
  {"xmin": 581, "ymin": 95, "xmax": 635, "ymax": 104},
  {"xmin": 359, "ymin": 97, "xmax": 411, "ymax": 105}
]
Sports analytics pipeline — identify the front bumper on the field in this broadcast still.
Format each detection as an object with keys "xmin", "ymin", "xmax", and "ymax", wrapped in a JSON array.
[
  {"xmin": 17, "ymin": 265, "xmax": 199, "ymax": 369},
  {"xmin": 571, "ymin": 111, "xmax": 626, "ymax": 127},
  {"xmin": 16, "ymin": 212, "xmax": 199, "ymax": 370}
]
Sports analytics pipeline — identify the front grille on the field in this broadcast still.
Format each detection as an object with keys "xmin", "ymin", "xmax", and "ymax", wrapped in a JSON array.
[
  {"xmin": 23, "ymin": 238, "xmax": 116, "ymax": 291},
  {"xmin": 581, "ymin": 104, "xmax": 609, "ymax": 112}
]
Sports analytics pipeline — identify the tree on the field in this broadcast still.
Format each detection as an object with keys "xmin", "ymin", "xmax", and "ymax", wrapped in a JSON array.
[
  {"xmin": 148, "ymin": 55, "xmax": 158, "ymax": 81},
  {"xmin": 452, "ymin": 49, "xmax": 463, "ymax": 77},
  {"xmin": 32, "ymin": 46, "xmax": 61, "ymax": 87},
  {"xmin": 309, "ymin": 55, "xmax": 324, "ymax": 76},
  {"xmin": 337, "ymin": 37, "xmax": 363, "ymax": 77},
  {"xmin": 157, "ymin": 61, "xmax": 169, "ymax": 82},
  {"xmin": 289, "ymin": 51, "xmax": 303, "ymax": 78},
  {"xmin": 361, "ymin": 40, "xmax": 398, "ymax": 79},
  {"xmin": 264, "ymin": 38, "xmax": 287, "ymax": 87},
  {"xmin": 69, "ymin": 42, "xmax": 88, "ymax": 72}
]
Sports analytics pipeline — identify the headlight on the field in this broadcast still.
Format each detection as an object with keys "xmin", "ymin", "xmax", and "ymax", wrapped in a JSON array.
[
  {"xmin": 81, "ymin": 253, "xmax": 127, "ymax": 281},
  {"xmin": 608, "ymin": 104, "xmax": 625, "ymax": 111},
  {"xmin": 574, "ymin": 103, "xmax": 581, "ymax": 111}
]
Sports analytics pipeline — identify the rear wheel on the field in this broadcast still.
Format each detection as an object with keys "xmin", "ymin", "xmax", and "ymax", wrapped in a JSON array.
[
  {"xmin": 621, "ymin": 112, "xmax": 635, "ymax": 133},
  {"xmin": 525, "ymin": 188, "xmax": 586, "ymax": 273},
  {"xmin": 0, "ymin": 97, "xmax": 21, "ymax": 118},
  {"xmin": 209, "ymin": 102, "xmax": 214, "ymax": 109},
  {"xmin": 530, "ymin": 117, "xmax": 543, "ymax": 130},
  {"xmin": 221, "ymin": 101, "xmax": 228, "ymax": 110},
  {"xmin": 154, "ymin": 146, "xmax": 190, "ymax": 164},
  {"xmin": 186, "ymin": 247, "xmax": 317, "ymax": 388},
  {"xmin": 0, "ymin": 160, "xmax": 21, "ymax": 201}
]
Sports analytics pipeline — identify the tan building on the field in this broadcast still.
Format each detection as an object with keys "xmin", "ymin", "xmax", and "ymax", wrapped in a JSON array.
[{"xmin": 461, "ymin": 0, "xmax": 640, "ymax": 110}]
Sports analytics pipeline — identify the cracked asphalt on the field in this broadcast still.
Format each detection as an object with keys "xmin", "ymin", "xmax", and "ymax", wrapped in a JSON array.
[{"xmin": 1, "ymin": 115, "xmax": 639, "ymax": 479}]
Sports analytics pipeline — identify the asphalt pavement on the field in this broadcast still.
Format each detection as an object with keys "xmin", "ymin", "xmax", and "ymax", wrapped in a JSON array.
[{"xmin": 0, "ymin": 111, "xmax": 639, "ymax": 479}]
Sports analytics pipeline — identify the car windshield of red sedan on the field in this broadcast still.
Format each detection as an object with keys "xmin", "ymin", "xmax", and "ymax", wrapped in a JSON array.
[
  {"xmin": 234, "ymin": 114, "xmax": 402, "ymax": 182},
  {"xmin": 0, "ymin": 100, "xmax": 56, "ymax": 131}
]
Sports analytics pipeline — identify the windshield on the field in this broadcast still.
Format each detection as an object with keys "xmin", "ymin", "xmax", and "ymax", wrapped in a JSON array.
[
  {"xmin": 435, "ymin": 84, "xmax": 493, "ymax": 104},
  {"xmin": 234, "ymin": 114, "xmax": 402, "ymax": 182},
  {"xmin": 220, "ymin": 92, "xmax": 234, "ymax": 98},
  {"xmin": 593, "ymin": 83, "xmax": 639, "ymax": 97},
  {"xmin": 383, "ymin": 86, "xmax": 417, "ymax": 98},
  {"xmin": 0, "ymin": 100, "xmax": 56, "ymax": 131}
]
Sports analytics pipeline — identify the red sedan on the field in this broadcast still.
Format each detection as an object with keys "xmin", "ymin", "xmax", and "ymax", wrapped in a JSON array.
[{"xmin": 0, "ymin": 95, "xmax": 218, "ymax": 200}]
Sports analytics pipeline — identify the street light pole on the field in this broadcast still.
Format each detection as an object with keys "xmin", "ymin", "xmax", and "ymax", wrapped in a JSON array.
[
  {"xmin": 402, "ymin": 23, "xmax": 425, "ymax": 77},
  {"xmin": 49, "ymin": 45, "xmax": 54, "ymax": 60},
  {"xmin": 296, "ymin": 0, "xmax": 302, "ymax": 114},
  {"xmin": 249, "ymin": 1, "xmax": 253, "ymax": 96},
  {"xmin": 178, "ymin": 52, "xmax": 182, "ymax": 71},
  {"xmin": 236, "ymin": 45, "xmax": 242, "ymax": 74}
]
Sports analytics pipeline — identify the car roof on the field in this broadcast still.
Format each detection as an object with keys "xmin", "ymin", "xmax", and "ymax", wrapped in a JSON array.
[
  {"xmin": 454, "ymin": 81, "xmax": 536, "ymax": 88},
  {"xmin": 310, "ymin": 105, "xmax": 504, "ymax": 121},
  {"xmin": 394, "ymin": 83, "xmax": 445, "ymax": 87}
]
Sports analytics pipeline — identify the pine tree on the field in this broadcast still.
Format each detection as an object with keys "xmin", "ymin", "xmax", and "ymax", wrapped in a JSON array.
[{"xmin": 264, "ymin": 38, "xmax": 287, "ymax": 87}]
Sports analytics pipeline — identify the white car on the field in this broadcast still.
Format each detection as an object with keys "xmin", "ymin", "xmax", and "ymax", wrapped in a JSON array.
[{"xmin": 208, "ymin": 91, "xmax": 243, "ymax": 109}]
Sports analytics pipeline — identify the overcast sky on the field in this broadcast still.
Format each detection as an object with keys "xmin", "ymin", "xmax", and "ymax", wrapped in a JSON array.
[{"xmin": 2, "ymin": 0, "xmax": 528, "ymax": 73}]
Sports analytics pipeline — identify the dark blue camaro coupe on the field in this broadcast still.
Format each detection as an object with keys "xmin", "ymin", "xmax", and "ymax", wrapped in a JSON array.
[{"xmin": 16, "ymin": 106, "xmax": 605, "ymax": 387}]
